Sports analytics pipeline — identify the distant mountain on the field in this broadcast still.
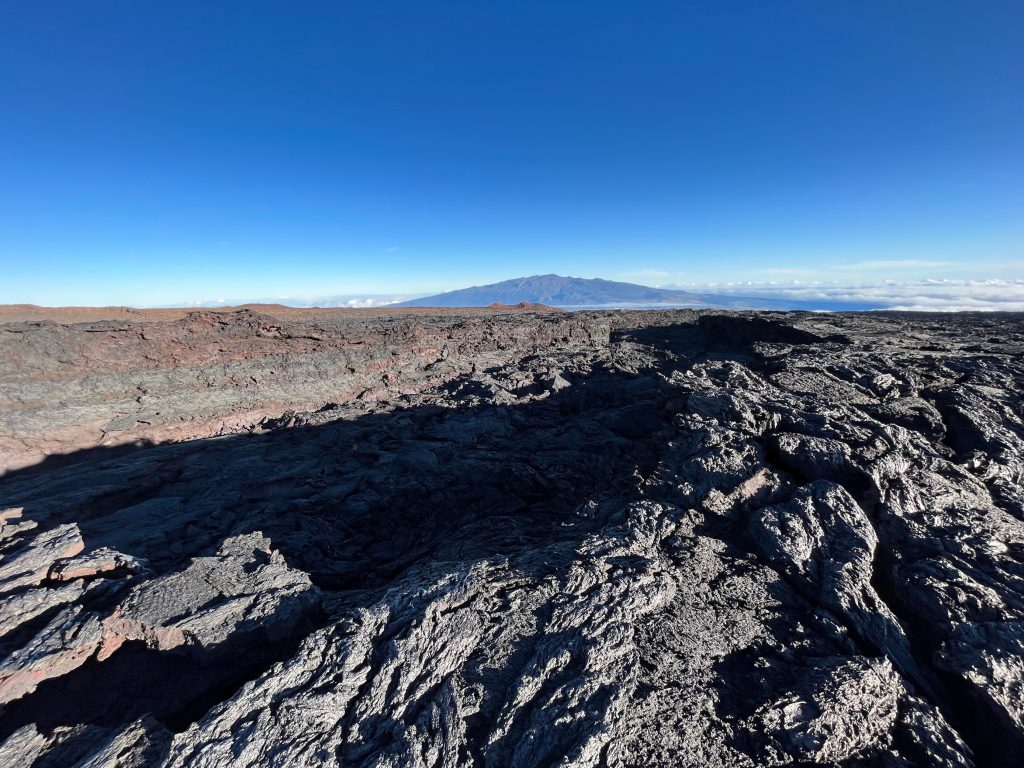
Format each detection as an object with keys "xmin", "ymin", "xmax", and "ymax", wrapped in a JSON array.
[
  {"xmin": 395, "ymin": 274, "xmax": 721, "ymax": 308},
  {"xmin": 157, "ymin": 276, "xmax": 908, "ymax": 313}
]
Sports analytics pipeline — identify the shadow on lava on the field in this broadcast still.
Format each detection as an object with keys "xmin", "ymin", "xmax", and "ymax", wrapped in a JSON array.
[
  {"xmin": 611, "ymin": 313, "xmax": 847, "ymax": 387},
  {"xmin": 0, "ymin": 315, "xmax": 842, "ymax": 744},
  {"xmin": 0, "ymin": 350, "xmax": 681, "ymax": 739}
]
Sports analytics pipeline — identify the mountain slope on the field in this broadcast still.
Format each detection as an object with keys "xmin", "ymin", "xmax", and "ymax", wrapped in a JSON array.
[{"xmin": 396, "ymin": 274, "xmax": 716, "ymax": 308}]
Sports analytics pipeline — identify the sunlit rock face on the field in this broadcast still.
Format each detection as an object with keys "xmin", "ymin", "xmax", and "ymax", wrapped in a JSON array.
[{"xmin": 0, "ymin": 307, "xmax": 1022, "ymax": 766}]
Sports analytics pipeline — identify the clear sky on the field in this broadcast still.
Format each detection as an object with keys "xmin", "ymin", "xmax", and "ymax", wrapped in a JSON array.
[{"xmin": 1, "ymin": 2, "xmax": 1022, "ymax": 306}]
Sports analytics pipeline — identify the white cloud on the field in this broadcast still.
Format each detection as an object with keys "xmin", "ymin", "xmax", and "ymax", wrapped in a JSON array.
[
  {"xmin": 164, "ymin": 293, "xmax": 421, "ymax": 309},
  {"xmin": 706, "ymin": 278, "xmax": 1024, "ymax": 311},
  {"xmin": 621, "ymin": 268, "xmax": 673, "ymax": 280},
  {"xmin": 751, "ymin": 267, "xmax": 815, "ymax": 276},
  {"xmin": 638, "ymin": 268, "xmax": 672, "ymax": 277},
  {"xmin": 340, "ymin": 297, "xmax": 402, "ymax": 308},
  {"xmin": 833, "ymin": 259, "xmax": 961, "ymax": 271}
]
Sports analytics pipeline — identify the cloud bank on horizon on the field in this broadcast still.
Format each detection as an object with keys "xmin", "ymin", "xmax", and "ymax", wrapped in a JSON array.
[
  {"xmin": 175, "ymin": 294, "xmax": 414, "ymax": 310},
  {"xmin": 678, "ymin": 278, "xmax": 1024, "ymax": 312},
  {"xmin": 171, "ymin": 277, "xmax": 1024, "ymax": 313}
]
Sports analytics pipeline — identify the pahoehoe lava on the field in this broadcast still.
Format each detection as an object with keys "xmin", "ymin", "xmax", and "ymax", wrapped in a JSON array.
[{"xmin": 1, "ymin": 307, "xmax": 1023, "ymax": 766}]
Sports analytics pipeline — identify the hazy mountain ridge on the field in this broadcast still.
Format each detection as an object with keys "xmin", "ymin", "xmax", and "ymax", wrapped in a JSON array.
[
  {"xmin": 395, "ymin": 274, "xmax": 884, "ymax": 310},
  {"xmin": 395, "ymin": 274, "xmax": 711, "ymax": 308}
]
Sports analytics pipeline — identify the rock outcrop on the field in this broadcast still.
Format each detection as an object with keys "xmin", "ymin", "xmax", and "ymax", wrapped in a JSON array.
[
  {"xmin": 0, "ymin": 306, "xmax": 601, "ymax": 472},
  {"xmin": 0, "ymin": 307, "xmax": 1022, "ymax": 766}
]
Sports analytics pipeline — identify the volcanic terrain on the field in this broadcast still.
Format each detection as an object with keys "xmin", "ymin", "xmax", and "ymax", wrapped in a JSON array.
[{"xmin": 0, "ymin": 306, "xmax": 1022, "ymax": 767}]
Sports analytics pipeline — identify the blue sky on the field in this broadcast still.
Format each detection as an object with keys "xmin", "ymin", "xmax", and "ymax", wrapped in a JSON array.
[{"xmin": 1, "ymin": 2, "xmax": 1021, "ymax": 306}]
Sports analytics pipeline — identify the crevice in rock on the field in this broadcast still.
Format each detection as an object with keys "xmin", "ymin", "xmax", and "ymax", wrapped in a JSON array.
[
  {"xmin": 868, "ymin": 546, "xmax": 1021, "ymax": 767},
  {"xmin": 754, "ymin": 426, "xmax": 1008, "ymax": 764},
  {"xmin": 0, "ymin": 607, "xmax": 324, "ymax": 741}
]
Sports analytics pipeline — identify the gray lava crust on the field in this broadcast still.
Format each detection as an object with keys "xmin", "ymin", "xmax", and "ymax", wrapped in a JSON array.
[{"xmin": 1, "ymin": 308, "xmax": 1023, "ymax": 767}]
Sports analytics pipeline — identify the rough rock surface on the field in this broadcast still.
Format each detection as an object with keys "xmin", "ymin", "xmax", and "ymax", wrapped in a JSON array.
[
  {"xmin": 1, "ymin": 307, "xmax": 1022, "ymax": 766},
  {"xmin": 0, "ymin": 305, "xmax": 585, "ymax": 472}
]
